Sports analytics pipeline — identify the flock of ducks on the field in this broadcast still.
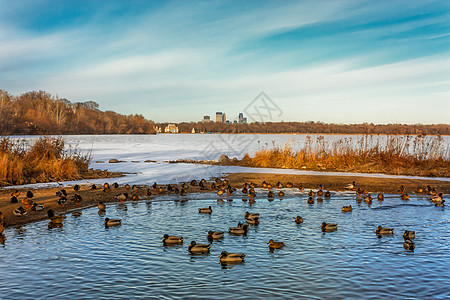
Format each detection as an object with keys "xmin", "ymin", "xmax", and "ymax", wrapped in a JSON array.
[{"xmin": 0, "ymin": 178, "xmax": 446, "ymax": 257}]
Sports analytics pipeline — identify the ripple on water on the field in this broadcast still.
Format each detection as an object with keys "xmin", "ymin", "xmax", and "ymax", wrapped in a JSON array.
[{"xmin": 0, "ymin": 193, "xmax": 449, "ymax": 299}]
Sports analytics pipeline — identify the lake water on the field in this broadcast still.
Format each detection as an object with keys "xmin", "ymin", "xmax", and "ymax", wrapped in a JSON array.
[{"xmin": 1, "ymin": 190, "xmax": 449, "ymax": 299}]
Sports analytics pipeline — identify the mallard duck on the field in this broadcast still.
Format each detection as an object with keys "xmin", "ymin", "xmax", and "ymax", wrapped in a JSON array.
[
  {"xmin": 125, "ymin": 184, "xmax": 130, "ymax": 189},
  {"xmin": 105, "ymin": 218, "xmax": 121, "ymax": 227},
  {"xmin": 21, "ymin": 198, "xmax": 33, "ymax": 208},
  {"xmin": 217, "ymin": 189, "xmax": 225, "ymax": 196},
  {"xmin": 50, "ymin": 215, "xmax": 65, "ymax": 224},
  {"xmin": 56, "ymin": 189, "xmax": 67, "ymax": 197},
  {"xmin": 112, "ymin": 182, "xmax": 119, "ymax": 189},
  {"xmin": 98, "ymin": 201, "xmax": 106, "ymax": 211},
  {"xmin": 245, "ymin": 217, "xmax": 260, "ymax": 225},
  {"xmin": 401, "ymin": 193, "xmax": 410, "ymax": 200},
  {"xmin": 416, "ymin": 187, "xmax": 424, "ymax": 194},
  {"xmin": 73, "ymin": 184, "xmax": 80, "ymax": 191},
  {"xmin": 345, "ymin": 181, "xmax": 356, "ymax": 191},
  {"xmin": 278, "ymin": 191, "xmax": 285, "ymax": 197},
  {"xmin": 286, "ymin": 182, "xmax": 293, "ymax": 188},
  {"xmin": 245, "ymin": 212, "xmax": 259, "ymax": 219},
  {"xmin": 376, "ymin": 226, "xmax": 394, "ymax": 235},
  {"xmin": 403, "ymin": 230, "xmax": 415, "ymax": 239},
  {"xmin": 229, "ymin": 224, "xmax": 248, "ymax": 235},
  {"xmin": 162, "ymin": 234, "xmax": 183, "ymax": 245},
  {"xmin": 219, "ymin": 251, "xmax": 245, "ymax": 263},
  {"xmin": 295, "ymin": 216, "xmax": 303, "ymax": 224},
  {"xmin": 377, "ymin": 193, "xmax": 384, "ymax": 201},
  {"xmin": 26, "ymin": 190, "xmax": 34, "ymax": 199},
  {"xmin": 241, "ymin": 187, "xmax": 248, "ymax": 194},
  {"xmin": 364, "ymin": 194, "xmax": 373, "ymax": 203},
  {"xmin": 248, "ymin": 191, "xmax": 256, "ymax": 198},
  {"xmin": 199, "ymin": 206, "xmax": 212, "ymax": 214},
  {"xmin": 268, "ymin": 239, "xmax": 285, "ymax": 249},
  {"xmin": 342, "ymin": 205, "xmax": 352, "ymax": 212},
  {"xmin": 307, "ymin": 197, "xmax": 314, "ymax": 204},
  {"xmin": 298, "ymin": 184, "xmax": 303, "ymax": 191},
  {"xmin": 435, "ymin": 200, "xmax": 445, "ymax": 207},
  {"xmin": 317, "ymin": 189, "xmax": 324, "ymax": 196},
  {"xmin": 430, "ymin": 193, "xmax": 443, "ymax": 202},
  {"xmin": 276, "ymin": 182, "xmax": 284, "ymax": 189},
  {"xmin": 31, "ymin": 203, "xmax": 44, "ymax": 211},
  {"xmin": 268, "ymin": 191, "xmax": 274, "ymax": 198},
  {"xmin": 72, "ymin": 211, "xmax": 82, "ymax": 217},
  {"xmin": 308, "ymin": 190, "xmax": 315, "ymax": 197},
  {"xmin": 398, "ymin": 185, "xmax": 405, "ymax": 194},
  {"xmin": 207, "ymin": 231, "xmax": 224, "ymax": 241},
  {"xmin": 324, "ymin": 191, "xmax": 331, "ymax": 198},
  {"xmin": 11, "ymin": 190, "xmax": 20, "ymax": 198},
  {"xmin": 115, "ymin": 193, "xmax": 128, "ymax": 201},
  {"xmin": 10, "ymin": 196, "xmax": 18, "ymax": 203},
  {"xmin": 13, "ymin": 206, "xmax": 27, "ymax": 216},
  {"xmin": 188, "ymin": 241, "xmax": 211, "ymax": 254},
  {"xmin": 91, "ymin": 184, "xmax": 97, "ymax": 190},
  {"xmin": 47, "ymin": 209, "xmax": 55, "ymax": 219},
  {"xmin": 403, "ymin": 239, "xmax": 415, "ymax": 251},
  {"xmin": 57, "ymin": 197, "xmax": 67, "ymax": 207},
  {"xmin": 321, "ymin": 222, "xmax": 337, "ymax": 232}
]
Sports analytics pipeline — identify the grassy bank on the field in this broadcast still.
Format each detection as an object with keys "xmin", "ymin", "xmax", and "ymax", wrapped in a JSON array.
[
  {"xmin": 0, "ymin": 136, "xmax": 117, "ymax": 186},
  {"xmin": 249, "ymin": 135, "xmax": 450, "ymax": 177}
]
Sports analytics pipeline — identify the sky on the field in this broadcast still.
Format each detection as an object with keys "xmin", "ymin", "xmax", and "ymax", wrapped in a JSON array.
[{"xmin": 0, "ymin": 0, "xmax": 449, "ymax": 124}]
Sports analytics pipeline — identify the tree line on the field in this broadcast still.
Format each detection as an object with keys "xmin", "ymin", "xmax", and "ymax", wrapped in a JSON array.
[
  {"xmin": 158, "ymin": 121, "xmax": 450, "ymax": 135},
  {"xmin": 0, "ymin": 90, "xmax": 156, "ymax": 135}
]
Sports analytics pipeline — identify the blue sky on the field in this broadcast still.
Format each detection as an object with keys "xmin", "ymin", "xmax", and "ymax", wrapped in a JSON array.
[{"xmin": 0, "ymin": 0, "xmax": 449, "ymax": 124}]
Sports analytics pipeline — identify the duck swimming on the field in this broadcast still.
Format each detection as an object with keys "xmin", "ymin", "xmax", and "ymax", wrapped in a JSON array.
[
  {"xmin": 342, "ymin": 205, "xmax": 352, "ymax": 212},
  {"xmin": 377, "ymin": 193, "xmax": 384, "ymax": 201},
  {"xmin": 267, "ymin": 239, "xmax": 285, "ymax": 249},
  {"xmin": 401, "ymin": 193, "xmax": 410, "ymax": 200},
  {"xmin": 219, "ymin": 251, "xmax": 245, "ymax": 263},
  {"xmin": 207, "ymin": 231, "xmax": 224, "ymax": 241},
  {"xmin": 308, "ymin": 190, "xmax": 315, "ymax": 197},
  {"xmin": 98, "ymin": 201, "xmax": 106, "ymax": 211},
  {"xmin": 105, "ymin": 218, "xmax": 121, "ymax": 227},
  {"xmin": 321, "ymin": 222, "xmax": 337, "ymax": 232},
  {"xmin": 324, "ymin": 191, "xmax": 331, "ymax": 198},
  {"xmin": 199, "ymin": 206, "xmax": 212, "ymax": 214},
  {"xmin": 268, "ymin": 191, "xmax": 274, "ymax": 198},
  {"xmin": 403, "ymin": 239, "xmax": 415, "ymax": 251},
  {"xmin": 376, "ymin": 226, "xmax": 394, "ymax": 235},
  {"xmin": 295, "ymin": 216, "xmax": 303, "ymax": 224},
  {"xmin": 50, "ymin": 215, "xmax": 65, "ymax": 224},
  {"xmin": 229, "ymin": 224, "xmax": 248, "ymax": 235},
  {"xmin": 307, "ymin": 197, "xmax": 314, "ymax": 204},
  {"xmin": 188, "ymin": 241, "xmax": 211, "ymax": 254},
  {"xmin": 162, "ymin": 234, "xmax": 183, "ymax": 245},
  {"xmin": 403, "ymin": 230, "xmax": 415, "ymax": 239},
  {"xmin": 430, "ymin": 193, "xmax": 443, "ymax": 202}
]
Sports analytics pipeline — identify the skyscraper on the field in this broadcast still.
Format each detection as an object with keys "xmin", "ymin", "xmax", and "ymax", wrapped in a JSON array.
[{"xmin": 216, "ymin": 112, "xmax": 223, "ymax": 123}]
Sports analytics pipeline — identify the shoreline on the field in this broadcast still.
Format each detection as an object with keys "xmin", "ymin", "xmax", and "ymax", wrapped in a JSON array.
[{"xmin": 1, "ymin": 173, "xmax": 447, "ymax": 229}]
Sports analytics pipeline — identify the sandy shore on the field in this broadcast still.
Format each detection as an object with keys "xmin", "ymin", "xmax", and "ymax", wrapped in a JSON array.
[{"xmin": 1, "ymin": 173, "xmax": 448, "ymax": 229}]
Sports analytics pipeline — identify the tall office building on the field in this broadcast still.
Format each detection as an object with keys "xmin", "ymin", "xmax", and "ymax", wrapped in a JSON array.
[
  {"xmin": 202, "ymin": 115, "xmax": 211, "ymax": 123},
  {"xmin": 222, "ymin": 113, "xmax": 226, "ymax": 123},
  {"xmin": 216, "ymin": 112, "xmax": 223, "ymax": 123}
]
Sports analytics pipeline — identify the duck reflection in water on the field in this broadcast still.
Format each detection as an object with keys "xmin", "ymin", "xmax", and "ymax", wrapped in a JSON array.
[
  {"xmin": 48, "ymin": 222, "xmax": 63, "ymax": 229},
  {"xmin": 0, "ymin": 234, "xmax": 5, "ymax": 245}
]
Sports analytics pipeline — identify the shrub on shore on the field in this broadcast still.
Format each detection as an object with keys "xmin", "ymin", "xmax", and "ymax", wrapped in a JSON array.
[
  {"xmin": 250, "ymin": 135, "xmax": 450, "ymax": 177},
  {"xmin": 0, "ymin": 137, "xmax": 92, "ymax": 185}
]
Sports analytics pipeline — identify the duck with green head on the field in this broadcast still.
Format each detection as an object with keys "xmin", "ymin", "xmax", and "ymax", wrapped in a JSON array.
[
  {"xmin": 162, "ymin": 234, "xmax": 183, "ymax": 245},
  {"xmin": 188, "ymin": 241, "xmax": 211, "ymax": 254}
]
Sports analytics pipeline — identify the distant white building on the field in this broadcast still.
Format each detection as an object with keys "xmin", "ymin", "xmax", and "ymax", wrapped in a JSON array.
[{"xmin": 164, "ymin": 124, "xmax": 179, "ymax": 133}]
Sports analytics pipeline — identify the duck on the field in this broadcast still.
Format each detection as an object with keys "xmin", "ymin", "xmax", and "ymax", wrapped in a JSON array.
[
  {"xmin": 321, "ymin": 222, "xmax": 337, "ymax": 232},
  {"xmin": 276, "ymin": 182, "xmax": 284, "ymax": 189},
  {"xmin": 376, "ymin": 226, "xmax": 394, "ymax": 235},
  {"xmin": 105, "ymin": 218, "xmax": 121, "ymax": 227},
  {"xmin": 50, "ymin": 215, "xmax": 65, "ymax": 224},
  {"xmin": 219, "ymin": 251, "xmax": 245, "ymax": 263},
  {"xmin": 72, "ymin": 211, "xmax": 82, "ymax": 217},
  {"xmin": 401, "ymin": 193, "xmax": 410, "ymax": 200},
  {"xmin": 228, "ymin": 224, "xmax": 248, "ymax": 235},
  {"xmin": 317, "ymin": 189, "xmax": 324, "ymax": 197},
  {"xmin": 416, "ymin": 187, "xmax": 424, "ymax": 194},
  {"xmin": 217, "ymin": 189, "xmax": 225, "ymax": 196},
  {"xmin": 324, "ymin": 191, "xmax": 331, "ymax": 198},
  {"xmin": 188, "ymin": 241, "xmax": 211, "ymax": 254},
  {"xmin": 345, "ymin": 181, "xmax": 356, "ymax": 191},
  {"xmin": 342, "ymin": 205, "xmax": 352, "ymax": 212},
  {"xmin": 435, "ymin": 200, "xmax": 445, "ymax": 207},
  {"xmin": 295, "ymin": 216, "xmax": 303, "ymax": 224},
  {"xmin": 115, "ymin": 193, "xmax": 128, "ymax": 202},
  {"xmin": 13, "ymin": 206, "xmax": 27, "ymax": 216},
  {"xmin": 47, "ymin": 209, "xmax": 55, "ymax": 219},
  {"xmin": 11, "ymin": 190, "xmax": 20, "ymax": 198},
  {"xmin": 31, "ymin": 202, "xmax": 44, "ymax": 211},
  {"xmin": 403, "ymin": 230, "xmax": 415, "ymax": 240},
  {"xmin": 91, "ymin": 184, "xmax": 97, "ymax": 190},
  {"xmin": 245, "ymin": 212, "xmax": 259, "ymax": 219},
  {"xmin": 267, "ymin": 239, "xmax": 285, "ymax": 249},
  {"xmin": 298, "ymin": 184, "xmax": 304, "ymax": 191},
  {"xmin": 125, "ymin": 184, "xmax": 130, "ymax": 189},
  {"xmin": 10, "ymin": 196, "xmax": 18, "ymax": 203},
  {"xmin": 241, "ymin": 187, "xmax": 248, "ymax": 194},
  {"xmin": 112, "ymin": 182, "xmax": 119, "ymax": 189},
  {"xmin": 57, "ymin": 197, "xmax": 67, "ymax": 207},
  {"xmin": 286, "ymin": 182, "xmax": 293, "ymax": 188},
  {"xmin": 248, "ymin": 191, "xmax": 256, "ymax": 198},
  {"xmin": 278, "ymin": 191, "xmax": 285, "ymax": 197},
  {"xmin": 73, "ymin": 184, "xmax": 80, "ymax": 191},
  {"xmin": 364, "ymin": 194, "xmax": 373, "ymax": 204},
  {"xmin": 245, "ymin": 217, "xmax": 260, "ymax": 225},
  {"xmin": 307, "ymin": 197, "xmax": 314, "ymax": 204},
  {"xmin": 71, "ymin": 194, "xmax": 82, "ymax": 204},
  {"xmin": 430, "ymin": 193, "xmax": 443, "ymax": 202},
  {"xmin": 26, "ymin": 190, "xmax": 34, "ymax": 199},
  {"xmin": 398, "ymin": 185, "xmax": 405, "ymax": 194},
  {"xmin": 199, "ymin": 206, "xmax": 212, "ymax": 214},
  {"xmin": 56, "ymin": 189, "xmax": 67, "ymax": 197},
  {"xmin": 162, "ymin": 234, "xmax": 183, "ymax": 245},
  {"xmin": 403, "ymin": 239, "xmax": 415, "ymax": 251},
  {"xmin": 98, "ymin": 201, "xmax": 106, "ymax": 211},
  {"xmin": 207, "ymin": 231, "xmax": 224, "ymax": 241},
  {"xmin": 377, "ymin": 193, "xmax": 384, "ymax": 201},
  {"xmin": 21, "ymin": 198, "xmax": 33, "ymax": 208},
  {"xmin": 308, "ymin": 190, "xmax": 315, "ymax": 197},
  {"xmin": 268, "ymin": 191, "xmax": 274, "ymax": 198}
]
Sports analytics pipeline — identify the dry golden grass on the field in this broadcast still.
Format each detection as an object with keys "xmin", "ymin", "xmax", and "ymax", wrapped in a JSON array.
[
  {"xmin": 250, "ymin": 135, "xmax": 450, "ymax": 177},
  {"xmin": 0, "ymin": 137, "xmax": 91, "ymax": 185}
]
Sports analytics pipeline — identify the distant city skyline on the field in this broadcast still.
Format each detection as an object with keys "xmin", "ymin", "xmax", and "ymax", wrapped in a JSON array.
[{"xmin": 0, "ymin": 1, "xmax": 449, "ymax": 124}]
